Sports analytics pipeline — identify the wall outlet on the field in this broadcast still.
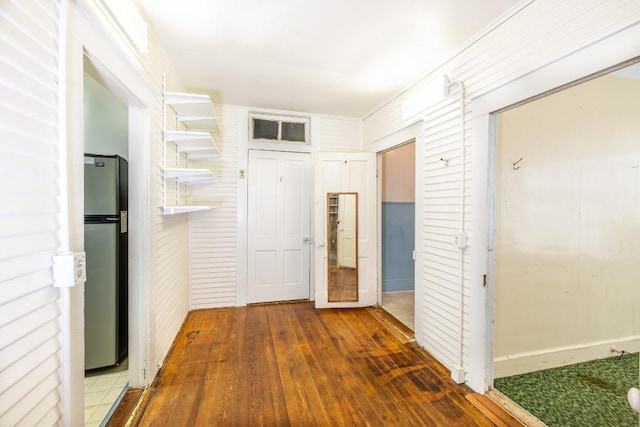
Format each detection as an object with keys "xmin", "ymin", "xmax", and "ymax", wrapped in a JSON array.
[
  {"xmin": 453, "ymin": 231, "xmax": 468, "ymax": 249},
  {"xmin": 53, "ymin": 251, "xmax": 86, "ymax": 287},
  {"xmin": 451, "ymin": 365, "xmax": 465, "ymax": 384}
]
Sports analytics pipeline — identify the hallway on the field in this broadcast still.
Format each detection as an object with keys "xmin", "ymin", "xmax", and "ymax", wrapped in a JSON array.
[{"xmin": 118, "ymin": 302, "xmax": 496, "ymax": 426}]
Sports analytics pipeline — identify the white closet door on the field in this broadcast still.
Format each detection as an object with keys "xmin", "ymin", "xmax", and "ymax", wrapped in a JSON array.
[
  {"xmin": 247, "ymin": 150, "xmax": 312, "ymax": 303},
  {"xmin": 314, "ymin": 152, "xmax": 377, "ymax": 308}
]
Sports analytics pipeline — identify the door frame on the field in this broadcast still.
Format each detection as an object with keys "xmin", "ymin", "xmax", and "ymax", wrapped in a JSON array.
[
  {"xmin": 469, "ymin": 23, "xmax": 640, "ymax": 392},
  {"xmin": 65, "ymin": 4, "xmax": 156, "ymax": 425},
  {"xmin": 367, "ymin": 121, "xmax": 424, "ymax": 343}
]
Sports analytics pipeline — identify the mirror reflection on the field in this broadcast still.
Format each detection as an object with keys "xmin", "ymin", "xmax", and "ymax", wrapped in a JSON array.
[{"xmin": 327, "ymin": 193, "xmax": 358, "ymax": 302}]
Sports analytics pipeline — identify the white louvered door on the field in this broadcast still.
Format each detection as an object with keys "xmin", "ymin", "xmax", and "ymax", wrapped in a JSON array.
[{"xmin": 0, "ymin": 0, "xmax": 64, "ymax": 425}]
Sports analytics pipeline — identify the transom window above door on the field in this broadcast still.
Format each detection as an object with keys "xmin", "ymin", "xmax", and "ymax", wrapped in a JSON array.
[{"xmin": 249, "ymin": 113, "xmax": 310, "ymax": 144}]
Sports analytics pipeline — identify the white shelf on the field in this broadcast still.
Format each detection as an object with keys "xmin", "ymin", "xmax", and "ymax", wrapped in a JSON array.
[
  {"xmin": 162, "ymin": 201, "xmax": 223, "ymax": 215},
  {"xmin": 162, "ymin": 87, "xmax": 222, "ymax": 215},
  {"xmin": 164, "ymin": 167, "xmax": 218, "ymax": 184},
  {"xmin": 164, "ymin": 92, "xmax": 219, "ymax": 131},
  {"xmin": 165, "ymin": 130, "xmax": 220, "ymax": 160}
]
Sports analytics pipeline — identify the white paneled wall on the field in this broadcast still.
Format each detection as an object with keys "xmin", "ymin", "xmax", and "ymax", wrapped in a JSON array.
[
  {"xmin": 152, "ymin": 90, "xmax": 194, "ymax": 368},
  {"xmin": 154, "ymin": 215, "xmax": 190, "ymax": 366},
  {"xmin": 0, "ymin": 0, "xmax": 63, "ymax": 425},
  {"xmin": 363, "ymin": 0, "xmax": 640, "ymax": 385},
  {"xmin": 190, "ymin": 104, "xmax": 240, "ymax": 308},
  {"xmin": 318, "ymin": 116, "xmax": 362, "ymax": 152},
  {"xmin": 153, "ymin": 84, "xmax": 190, "ymax": 368}
]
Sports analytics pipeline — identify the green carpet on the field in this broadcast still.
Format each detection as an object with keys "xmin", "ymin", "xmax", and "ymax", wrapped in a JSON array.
[{"xmin": 494, "ymin": 353, "xmax": 639, "ymax": 427}]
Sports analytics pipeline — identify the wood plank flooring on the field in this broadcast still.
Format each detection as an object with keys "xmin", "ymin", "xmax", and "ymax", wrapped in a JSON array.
[{"xmin": 128, "ymin": 302, "xmax": 495, "ymax": 426}]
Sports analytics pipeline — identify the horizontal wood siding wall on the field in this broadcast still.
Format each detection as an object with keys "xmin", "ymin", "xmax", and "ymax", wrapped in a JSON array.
[
  {"xmin": 189, "ymin": 104, "xmax": 239, "ymax": 308},
  {"xmin": 318, "ymin": 117, "xmax": 362, "ymax": 151},
  {"xmin": 363, "ymin": 0, "xmax": 640, "ymax": 373},
  {"xmin": 0, "ymin": 0, "xmax": 63, "ymax": 425},
  {"xmin": 154, "ymin": 77, "xmax": 190, "ymax": 368}
]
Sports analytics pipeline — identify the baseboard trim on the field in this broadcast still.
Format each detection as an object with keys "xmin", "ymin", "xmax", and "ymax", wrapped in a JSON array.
[{"xmin": 494, "ymin": 336, "xmax": 640, "ymax": 378}]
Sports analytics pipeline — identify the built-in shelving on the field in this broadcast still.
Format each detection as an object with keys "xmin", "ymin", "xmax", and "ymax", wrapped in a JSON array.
[
  {"xmin": 165, "ymin": 131, "xmax": 220, "ymax": 161},
  {"xmin": 162, "ymin": 86, "xmax": 222, "ymax": 215},
  {"xmin": 164, "ymin": 91, "xmax": 219, "ymax": 131},
  {"xmin": 163, "ymin": 201, "xmax": 223, "ymax": 216},
  {"xmin": 163, "ymin": 167, "xmax": 218, "ymax": 184}
]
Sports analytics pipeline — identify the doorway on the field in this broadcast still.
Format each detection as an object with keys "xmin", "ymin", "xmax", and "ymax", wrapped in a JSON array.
[
  {"xmin": 380, "ymin": 141, "xmax": 416, "ymax": 330},
  {"xmin": 491, "ymin": 63, "xmax": 640, "ymax": 426},
  {"xmin": 247, "ymin": 150, "xmax": 312, "ymax": 304},
  {"xmin": 82, "ymin": 72, "xmax": 130, "ymax": 426}
]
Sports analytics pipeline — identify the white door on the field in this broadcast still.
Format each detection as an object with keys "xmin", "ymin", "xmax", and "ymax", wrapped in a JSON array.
[
  {"xmin": 314, "ymin": 152, "xmax": 377, "ymax": 308},
  {"xmin": 247, "ymin": 150, "xmax": 312, "ymax": 303},
  {"xmin": 337, "ymin": 194, "xmax": 357, "ymax": 268}
]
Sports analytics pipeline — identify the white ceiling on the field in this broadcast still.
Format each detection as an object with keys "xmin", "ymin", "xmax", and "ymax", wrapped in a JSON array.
[{"xmin": 139, "ymin": 0, "xmax": 522, "ymax": 117}]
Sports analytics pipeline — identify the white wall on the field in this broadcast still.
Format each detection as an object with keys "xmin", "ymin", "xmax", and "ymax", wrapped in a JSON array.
[
  {"xmin": 0, "ymin": 2, "xmax": 64, "ymax": 424},
  {"xmin": 318, "ymin": 116, "xmax": 362, "ymax": 152},
  {"xmin": 362, "ymin": 0, "xmax": 640, "ymax": 390},
  {"xmin": 83, "ymin": 74, "xmax": 129, "ymax": 159},
  {"xmin": 190, "ymin": 104, "xmax": 240, "ymax": 308},
  {"xmin": 493, "ymin": 75, "xmax": 640, "ymax": 377}
]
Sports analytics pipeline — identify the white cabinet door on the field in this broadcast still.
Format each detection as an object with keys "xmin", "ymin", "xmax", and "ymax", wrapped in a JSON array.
[
  {"xmin": 314, "ymin": 152, "xmax": 377, "ymax": 308},
  {"xmin": 247, "ymin": 150, "xmax": 311, "ymax": 303}
]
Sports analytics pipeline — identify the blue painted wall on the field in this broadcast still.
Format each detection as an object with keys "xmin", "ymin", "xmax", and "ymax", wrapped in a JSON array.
[{"xmin": 382, "ymin": 202, "xmax": 415, "ymax": 292}]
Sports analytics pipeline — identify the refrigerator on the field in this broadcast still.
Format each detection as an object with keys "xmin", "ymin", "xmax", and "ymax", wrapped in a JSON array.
[{"xmin": 84, "ymin": 154, "xmax": 128, "ymax": 370}]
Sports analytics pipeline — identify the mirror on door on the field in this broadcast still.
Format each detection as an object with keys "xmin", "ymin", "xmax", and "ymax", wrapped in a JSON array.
[{"xmin": 327, "ymin": 193, "xmax": 358, "ymax": 302}]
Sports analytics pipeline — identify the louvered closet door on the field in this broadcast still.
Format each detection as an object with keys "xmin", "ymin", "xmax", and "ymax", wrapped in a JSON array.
[{"xmin": 0, "ymin": 1, "xmax": 64, "ymax": 425}]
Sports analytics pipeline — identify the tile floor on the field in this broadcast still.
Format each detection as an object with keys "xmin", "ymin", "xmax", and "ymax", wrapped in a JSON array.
[
  {"xmin": 84, "ymin": 369, "xmax": 128, "ymax": 427},
  {"xmin": 381, "ymin": 290, "xmax": 415, "ymax": 330}
]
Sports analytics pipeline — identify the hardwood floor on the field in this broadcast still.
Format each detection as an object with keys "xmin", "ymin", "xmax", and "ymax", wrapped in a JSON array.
[{"xmin": 127, "ymin": 302, "xmax": 495, "ymax": 426}]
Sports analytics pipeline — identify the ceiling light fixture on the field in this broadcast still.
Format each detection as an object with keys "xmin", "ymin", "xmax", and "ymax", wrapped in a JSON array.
[{"xmin": 401, "ymin": 75, "xmax": 450, "ymax": 120}]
